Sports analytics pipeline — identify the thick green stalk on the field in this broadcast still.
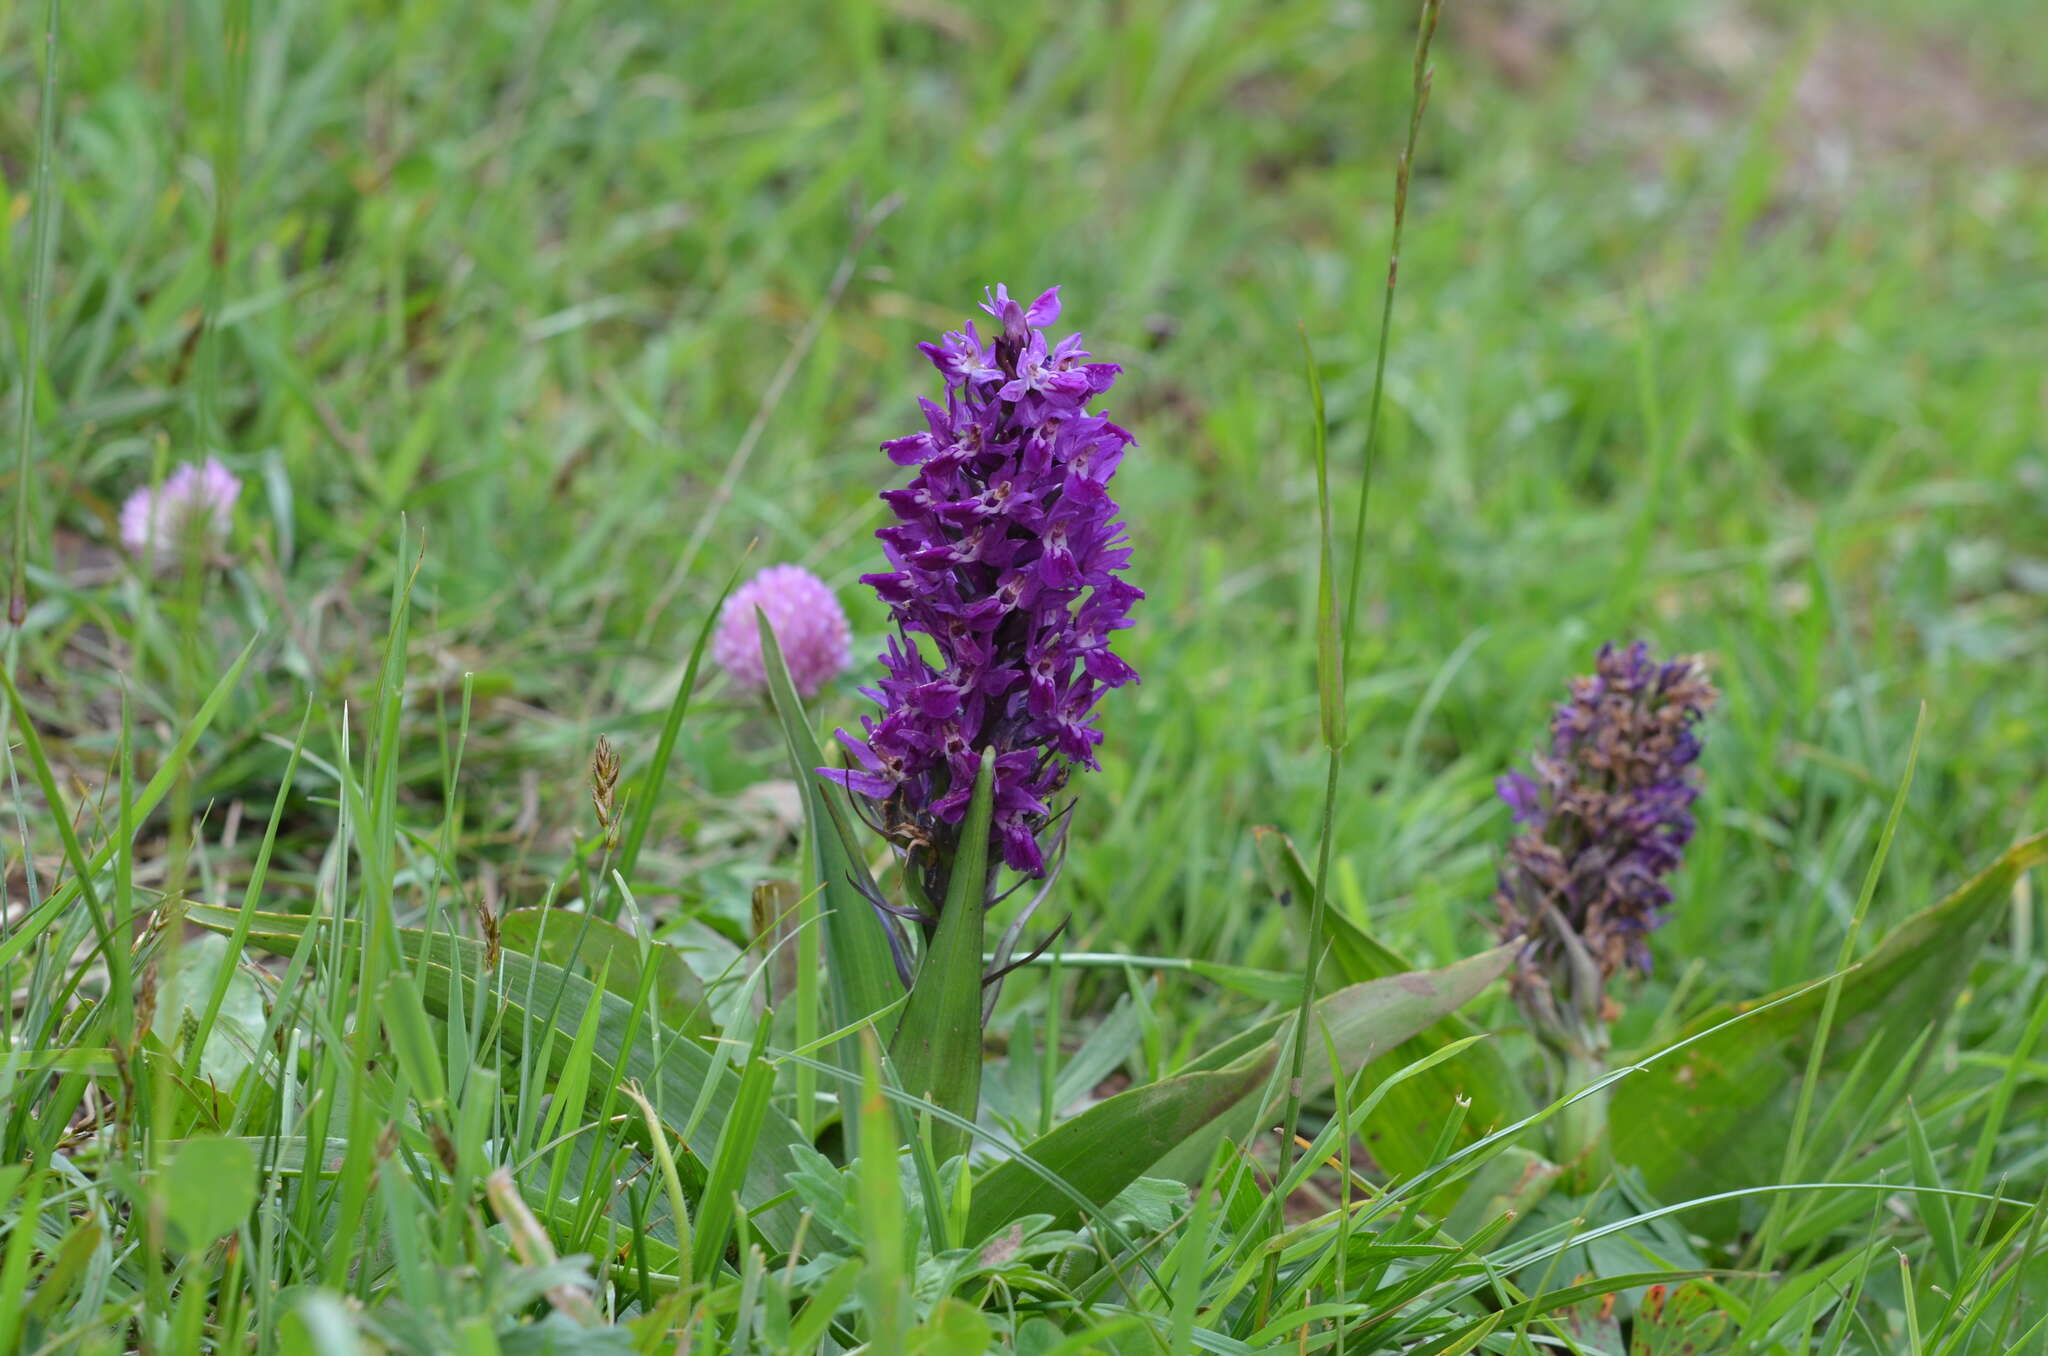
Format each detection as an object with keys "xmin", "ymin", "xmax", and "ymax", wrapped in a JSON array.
[{"xmin": 1555, "ymin": 1047, "xmax": 1612, "ymax": 1195}]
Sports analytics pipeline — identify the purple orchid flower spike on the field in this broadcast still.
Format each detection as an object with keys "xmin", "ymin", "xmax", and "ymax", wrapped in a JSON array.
[
  {"xmin": 1495, "ymin": 642, "xmax": 1718, "ymax": 991},
  {"xmin": 821, "ymin": 284, "xmax": 1140, "ymax": 919},
  {"xmin": 1494, "ymin": 641, "xmax": 1717, "ymax": 1189}
]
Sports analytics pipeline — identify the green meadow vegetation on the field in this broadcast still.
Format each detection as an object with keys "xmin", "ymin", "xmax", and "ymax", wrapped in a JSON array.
[{"xmin": 3, "ymin": 0, "xmax": 2047, "ymax": 1350}]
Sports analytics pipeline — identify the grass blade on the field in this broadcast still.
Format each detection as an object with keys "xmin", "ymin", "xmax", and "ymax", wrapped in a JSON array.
[
  {"xmin": 616, "ymin": 557, "xmax": 745, "ymax": 885},
  {"xmin": 186, "ymin": 905, "xmax": 809, "ymax": 1250},
  {"xmin": 692, "ymin": 1019, "xmax": 776, "ymax": 1280},
  {"xmin": 8, "ymin": 0, "xmax": 61, "ymax": 625}
]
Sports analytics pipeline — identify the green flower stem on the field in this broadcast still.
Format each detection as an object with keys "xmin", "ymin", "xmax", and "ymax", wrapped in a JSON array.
[{"xmin": 1556, "ymin": 1043, "xmax": 1612, "ymax": 1195}]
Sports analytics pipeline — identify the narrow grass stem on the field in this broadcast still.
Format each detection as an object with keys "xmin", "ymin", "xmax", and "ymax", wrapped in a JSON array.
[
  {"xmin": 1340, "ymin": 0, "xmax": 1440, "ymax": 654},
  {"xmin": 9, "ymin": 0, "xmax": 62, "ymax": 627},
  {"xmin": 1276, "ymin": 744, "xmax": 1343, "ymax": 1216},
  {"xmin": 1280, "ymin": 0, "xmax": 1442, "ymax": 1214}
]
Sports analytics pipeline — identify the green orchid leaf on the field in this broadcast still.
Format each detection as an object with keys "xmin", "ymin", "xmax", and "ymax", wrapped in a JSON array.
[
  {"xmin": 1256, "ymin": 826, "xmax": 1531, "ymax": 1178},
  {"xmin": 889, "ymin": 749, "xmax": 994, "ymax": 1163},
  {"xmin": 497, "ymin": 908, "xmax": 711, "ymax": 1040},
  {"xmin": 756, "ymin": 611, "xmax": 904, "ymax": 1047},
  {"xmin": 1611, "ymin": 831, "xmax": 2048, "ymax": 1200},
  {"xmin": 971, "ymin": 945, "xmax": 1513, "ymax": 1237}
]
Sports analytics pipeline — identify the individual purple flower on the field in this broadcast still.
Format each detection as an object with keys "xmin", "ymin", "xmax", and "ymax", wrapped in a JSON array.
[
  {"xmin": 119, "ymin": 457, "xmax": 241, "ymax": 564},
  {"xmin": 712, "ymin": 564, "xmax": 853, "ymax": 699},
  {"xmin": 822, "ymin": 284, "xmax": 1139, "ymax": 894},
  {"xmin": 1494, "ymin": 642, "xmax": 1718, "ymax": 987}
]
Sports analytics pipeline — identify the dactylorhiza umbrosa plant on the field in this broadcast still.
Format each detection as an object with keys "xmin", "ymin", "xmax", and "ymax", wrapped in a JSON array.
[
  {"xmin": 823, "ymin": 283, "xmax": 1139, "ymax": 980},
  {"xmin": 120, "ymin": 456, "xmax": 241, "ymax": 569},
  {"xmin": 1494, "ymin": 641, "xmax": 1717, "ymax": 1186}
]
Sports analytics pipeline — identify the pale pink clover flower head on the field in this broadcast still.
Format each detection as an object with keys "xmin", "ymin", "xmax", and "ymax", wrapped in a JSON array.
[
  {"xmin": 712, "ymin": 563, "xmax": 853, "ymax": 699},
  {"xmin": 119, "ymin": 457, "xmax": 242, "ymax": 563}
]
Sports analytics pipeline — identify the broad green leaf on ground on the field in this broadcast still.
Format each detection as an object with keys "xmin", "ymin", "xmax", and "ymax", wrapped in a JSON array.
[
  {"xmin": 757, "ymin": 613, "xmax": 903, "ymax": 1045},
  {"xmin": 1257, "ymin": 827, "xmax": 1530, "ymax": 1177},
  {"xmin": 1629, "ymin": 1281, "xmax": 1731, "ymax": 1355},
  {"xmin": 498, "ymin": 908, "xmax": 711, "ymax": 1040},
  {"xmin": 150, "ymin": 934, "xmax": 268, "ymax": 1087},
  {"xmin": 1611, "ymin": 831, "xmax": 2048, "ymax": 1200},
  {"xmin": 186, "ymin": 904, "xmax": 807, "ymax": 1249},
  {"xmin": 162, "ymin": 1135, "xmax": 257, "ymax": 1252},
  {"xmin": 971, "ymin": 946, "xmax": 1514, "ymax": 1238}
]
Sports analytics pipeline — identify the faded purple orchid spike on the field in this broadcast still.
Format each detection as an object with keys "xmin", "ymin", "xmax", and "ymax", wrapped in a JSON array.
[
  {"xmin": 120, "ymin": 457, "xmax": 241, "ymax": 566},
  {"xmin": 1495, "ymin": 641, "xmax": 1718, "ymax": 993},
  {"xmin": 821, "ymin": 284, "xmax": 1140, "ymax": 899}
]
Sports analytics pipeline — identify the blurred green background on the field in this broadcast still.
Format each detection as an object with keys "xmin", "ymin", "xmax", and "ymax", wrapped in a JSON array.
[{"xmin": 6, "ymin": 0, "xmax": 2045, "ymax": 1041}]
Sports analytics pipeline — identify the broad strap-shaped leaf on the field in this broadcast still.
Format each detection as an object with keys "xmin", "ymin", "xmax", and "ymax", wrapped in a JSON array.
[
  {"xmin": 889, "ymin": 750, "xmax": 993, "ymax": 1163},
  {"xmin": 756, "ymin": 612, "xmax": 903, "ymax": 1044},
  {"xmin": 497, "ymin": 908, "xmax": 711, "ymax": 1040},
  {"xmin": 1154, "ymin": 944, "xmax": 1516, "ymax": 1184},
  {"xmin": 965, "ymin": 1058, "xmax": 1277, "ymax": 1243},
  {"xmin": 1257, "ymin": 827, "xmax": 1531, "ymax": 1181},
  {"xmin": 971, "ymin": 946, "xmax": 1514, "ymax": 1237},
  {"xmin": 1611, "ymin": 831, "xmax": 2048, "ymax": 1200},
  {"xmin": 186, "ymin": 904, "xmax": 807, "ymax": 1249}
]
